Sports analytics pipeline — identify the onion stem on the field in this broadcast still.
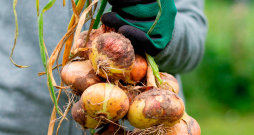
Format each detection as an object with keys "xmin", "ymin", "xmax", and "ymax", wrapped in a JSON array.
[
  {"xmin": 10, "ymin": 0, "xmax": 30, "ymax": 68},
  {"xmin": 146, "ymin": 0, "xmax": 163, "ymax": 84},
  {"xmin": 93, "ymin": 0, "xmax": 107, "ymax": 29},
  {"xmin": 146, "ymin": 53, "xmax": 162, "ymax": 84},
  {"xmin": 36, "ymin": 0, "xmax": 39, "ymax": 17},
  {"xmin": 38, "ymin": 0, "xmax": 61, "ymax": 115},
  {"xmin": 90, "ymin": 128, "xmax": 95, "ymax": 135},
  {"xmin": 75, "ymin": 0, "xmax": 79, "ymax": 5}
]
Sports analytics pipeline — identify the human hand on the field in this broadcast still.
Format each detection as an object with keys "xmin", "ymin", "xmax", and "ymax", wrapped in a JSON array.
[{"xmin": 101, "ymin": 0, "xmax": 177, "ymax": 56}]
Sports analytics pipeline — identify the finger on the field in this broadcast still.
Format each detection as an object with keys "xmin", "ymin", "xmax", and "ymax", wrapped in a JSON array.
[
  {"xmin": 101, "ymin": 12, "xmax": 127, "ymax": 30},
  {"xmin": 108, "ymin": 0, "xmax": 155, "ymax": 7},
  {"xmin": 112, "ymin": 2, "xmax": 158, "ymax": 20},
  {"xmin": 118, "ymin": 25, "xmax": 162, "ymax": 56},
  {"xmin": 102, "ymin": 12, "xmax": 156, "ymax": 33}
]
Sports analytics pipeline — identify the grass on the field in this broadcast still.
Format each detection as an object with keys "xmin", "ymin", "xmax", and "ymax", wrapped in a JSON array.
[{"xmin": 198, "ymin": 114, "xmax": 254, "ymax": 135}]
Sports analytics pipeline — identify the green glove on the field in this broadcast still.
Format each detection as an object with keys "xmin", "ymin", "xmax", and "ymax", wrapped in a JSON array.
[{"xmin": 101, "ymin": 0, "xmax": 177, "ymax": 56}]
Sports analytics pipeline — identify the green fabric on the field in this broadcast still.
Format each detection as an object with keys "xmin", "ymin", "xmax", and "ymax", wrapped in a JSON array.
[{"xmin": 116, "ymin": 0, "xmax": 177, "ymax": 49}]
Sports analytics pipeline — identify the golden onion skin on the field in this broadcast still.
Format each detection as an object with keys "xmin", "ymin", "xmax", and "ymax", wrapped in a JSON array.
[
  {"xmin": 81, "ymin": 83, "xmax": 129, "ymax": 122},
  {"xmin": 127, "ymin": 88, "xmax": 185, "ymax": 129}
]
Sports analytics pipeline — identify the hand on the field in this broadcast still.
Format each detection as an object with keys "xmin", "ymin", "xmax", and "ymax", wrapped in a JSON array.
[{"xmin": 101, "ymin": 0, "xmax": 177, "ymax": 56}]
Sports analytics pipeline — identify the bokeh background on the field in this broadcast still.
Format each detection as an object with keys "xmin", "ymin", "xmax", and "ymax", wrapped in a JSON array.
[{"xmin": 182, "ymin": 0, "xmax": 254, "ymax": 134}]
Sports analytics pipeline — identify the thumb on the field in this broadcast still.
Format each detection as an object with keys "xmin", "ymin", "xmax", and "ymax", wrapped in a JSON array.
[{"xmin": 118, "ymin": 25, "xmax": 161, "ymax": 56}]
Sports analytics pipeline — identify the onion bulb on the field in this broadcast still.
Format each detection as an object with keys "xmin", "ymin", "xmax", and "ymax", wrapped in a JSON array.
[
  {"xmin": 60, "ymin": 60, "xmax": 103, "ymax": 96},
  {"xmin": 81, "ymin": 83, "xmax": 129, "ymax": 122},
  {"xmin": 157, "ymin": 72, "xmax": 179, "ymax": 94},
  {"xmin": 122, "ymin": 53, "xmax": 148, "ymax": 84},
  {"xmin": 166, "ymin": 114, "xmax": 201, "ymax": 135},
  {"xmin": 94, "ymin": 122, "xmax": 126, "ymax": 135},
  {"xmin": 71, "ymin": 101, "xmax": 101, "ymax": 129},
  {"xmin": 127, "ymin": 88, "xmax": 185, "ymax": 129},
  {"xmin": 71, "ymin": 24, "xmax": 115, "ymax": 59},
  {"xmin": 89, "ymin": 33, "xmax": 135, "ymax": 81}
]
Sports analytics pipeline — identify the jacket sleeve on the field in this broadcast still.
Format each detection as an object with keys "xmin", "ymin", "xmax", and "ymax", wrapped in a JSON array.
[{"xmin": 154, "ymin": 0, "xmax": 208, "ymax": 74}]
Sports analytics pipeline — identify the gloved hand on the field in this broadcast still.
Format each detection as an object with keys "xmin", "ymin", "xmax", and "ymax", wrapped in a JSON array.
[{"xmin": 101, "ymin": 0, "xmax": 177, "ymax": 56}]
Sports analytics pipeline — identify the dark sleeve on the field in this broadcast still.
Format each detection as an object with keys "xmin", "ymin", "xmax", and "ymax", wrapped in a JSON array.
[{"xmin": 154, "ymin": 0, "xmax": 208, "ymax": 74}]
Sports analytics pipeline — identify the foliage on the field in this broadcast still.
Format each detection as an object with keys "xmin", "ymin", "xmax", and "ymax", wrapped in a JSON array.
[{"xmin": 182, "ymin": 0, "xmax": 254, "ymax": 116}]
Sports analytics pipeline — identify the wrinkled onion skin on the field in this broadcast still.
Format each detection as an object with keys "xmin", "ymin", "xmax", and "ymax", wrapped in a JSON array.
[
  {"xmin": 89, "ymin": 33, "xmax": 135, "ymax": 81},
  {"xmin": 127, "ymin": 88, "xmax": 185, "ymax": 129},
  {"xmin": 81, "ymin": 83, "xmax": 129, "ymax": 122},
  {"xmin": 122, "ymin": 54, "xmax": 147, "ymax": 84},
  {"xmin": 60, "ymin": 60, "xmax": 103, "ymax": 96},
  {"xmin": 166, "ymin": 117, "xmax": 201, "ymax": 135},
  {"xmin": 71, "ymin": 101, "xmax": 101, "ymax": 129}
]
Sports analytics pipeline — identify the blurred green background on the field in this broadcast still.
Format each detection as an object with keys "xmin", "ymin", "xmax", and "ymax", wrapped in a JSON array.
[{"xmin": 182, "ymin": 0, "xmax": 254, "ymax": 134}]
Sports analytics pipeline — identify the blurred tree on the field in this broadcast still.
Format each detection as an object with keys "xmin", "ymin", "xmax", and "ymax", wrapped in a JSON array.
[
  {"xmin": 234, "ymin": 0, "xmax": 250, "ymax": 3},
  {"xmin": 182, "ymin": 0, "xmax": 254, "ymax": 114}
]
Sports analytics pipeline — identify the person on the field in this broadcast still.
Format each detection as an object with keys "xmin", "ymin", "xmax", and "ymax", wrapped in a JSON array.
[{"xmin": 0, "ymin": 0, "xmax": 207, "ymax": 135}]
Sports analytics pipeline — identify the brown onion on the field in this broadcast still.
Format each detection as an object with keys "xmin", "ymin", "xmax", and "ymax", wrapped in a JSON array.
[
  {"xmin": 94, "ymin": 122, "xmax": 126, "ymax": 135},
  {"xmin": 89, "ymin": 33, "xmax": 135, "ymax": 81},
  {"xmin": 71, "ymin": 101, "xmax": 101, "ymax": 129},
  {"xmin": 71, "ymin": 24, "xmax": 115, "ymax": 59},
  {"xmin": 60, "ymin": 60, "xmax": 103, "ymax": 96},
  {"xmin": 122, "ymin": 53, "xmax": 148, "ymax": 84}
]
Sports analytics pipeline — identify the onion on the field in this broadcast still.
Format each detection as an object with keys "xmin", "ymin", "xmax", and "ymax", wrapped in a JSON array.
[
  {"xmin": 122, "ymin": 53, "xmax": 148, "ymax": 84},
  {"xmin": 71, "ymin": 101, "xmax": 101, "ymax": 129},
  {"xmin": 60, "ymin": 60, "xmax": 103, "ymax": 96},
  {"xmin": 94, "ymin": 122, "xmax": 126, "ymax": 135},
  {"xmin": 72, "ymin": 29, "xmax": 96, "ymax": 59},
  {"xmin": 81, "ymin": 83, "xmax": 129, "ymax": 122},
  {"xmin": 166, "ymin": 115, "xmax": 201, "ymax": 135},
  {"xmin": 127, "ymin": 88, "xmax": 185, "ymax": 129},
  {"xmin": 157, "ymin": 72, "xmax": 179, "ymax": 94},
  {"xmin": 89, "ymin": 33, "xmax": 135, "ymax": 81},
  {"xmin": 71, "ymin": 24, "xmax": 115, "ymax": 59}
]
